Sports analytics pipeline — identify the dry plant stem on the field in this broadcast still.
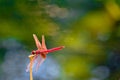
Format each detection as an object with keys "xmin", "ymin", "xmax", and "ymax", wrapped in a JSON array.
[{"xmin": 29, "ymin": 55, "xmax": 35, "ymax": 80}]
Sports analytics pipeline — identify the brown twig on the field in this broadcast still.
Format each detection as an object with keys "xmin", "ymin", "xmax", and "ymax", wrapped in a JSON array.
[{"xmin": 29, "ymin": 55, "xmax": 35, "ymax": 80}]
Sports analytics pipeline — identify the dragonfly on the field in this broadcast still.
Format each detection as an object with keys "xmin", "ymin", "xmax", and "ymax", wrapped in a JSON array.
[{"xmin": 26, "ymin": 34, "xmax": 64, "ymax": 72}]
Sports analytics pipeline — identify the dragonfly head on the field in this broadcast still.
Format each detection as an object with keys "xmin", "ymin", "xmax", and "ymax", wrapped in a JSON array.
[{"xmin": 32, "ymin": 50, "xmax": 36, "ymax": 55}]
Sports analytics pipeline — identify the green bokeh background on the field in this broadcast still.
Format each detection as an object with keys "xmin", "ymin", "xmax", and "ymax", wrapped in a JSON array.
[{"xmin": 0, "ymin": 0, "xmax": 120, "ymax": 80}]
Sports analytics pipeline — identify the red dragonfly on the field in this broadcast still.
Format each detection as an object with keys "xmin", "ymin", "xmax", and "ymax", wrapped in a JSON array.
[{"xmin": 26, "ymin": 34, "xmax": 64, "ymax": 72}]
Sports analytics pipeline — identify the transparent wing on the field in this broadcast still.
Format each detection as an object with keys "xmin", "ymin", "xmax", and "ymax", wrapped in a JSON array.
[
  {"xmin": 26, "ymin": 54, "xmax": 46, "ymax": 72},
  {"xmin": 26, "ymin": 55, "xmax": 38, "ymax": 72},
  {"xmin": 35, "ymin": 54, "xmax": 46, "ymax": 71},
  {"xmin": 33, "ymin": 34, "xmax": 42, "ymax": 50}
]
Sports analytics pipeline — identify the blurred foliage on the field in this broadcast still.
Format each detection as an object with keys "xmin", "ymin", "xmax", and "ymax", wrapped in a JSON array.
[{"xmin": 0, "ymin": 0, "xmax": 120, "ymax": 80}]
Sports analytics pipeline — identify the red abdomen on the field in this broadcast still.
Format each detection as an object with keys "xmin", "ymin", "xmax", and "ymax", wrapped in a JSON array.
[
  {"xmin": 46, "ymin": 46, "xmax": 65, "ymax": 53},
  {"xmin": 35, "ymin": 46, "xmax": 64, "ymax": 54}
]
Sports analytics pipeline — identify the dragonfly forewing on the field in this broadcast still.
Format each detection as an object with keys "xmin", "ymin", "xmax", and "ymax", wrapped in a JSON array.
[
  {"xmin": 33, "ymin": 34, "xmax": 42, "ymax": 50},
  {"xmin": 42, "ymin": 35, "xmax": 47, "ymax": 50}
]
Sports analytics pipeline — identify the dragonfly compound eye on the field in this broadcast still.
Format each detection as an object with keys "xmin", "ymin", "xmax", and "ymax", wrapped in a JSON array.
[{"xmin": 32, "ymin": 51, "xmax": 36, "ymax": 55}]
